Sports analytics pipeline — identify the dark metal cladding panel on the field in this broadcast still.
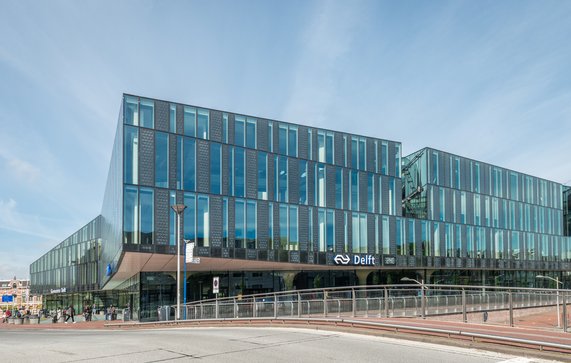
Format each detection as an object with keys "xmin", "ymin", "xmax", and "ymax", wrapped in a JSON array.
[
  {"xmin": 176, "ymin": 104, "xmax": 184, "ymax": 135},
  {"xmin": 196, "ymin": 139, "xmax": 210, "ymax": 194},
  {"xmin": 228, "ymin": 113, "xmax": 235, "ymax": 145},
  {"xmin": 334, "ymin": 133, "xmax": 343, "ymax": 167},
  {"xmin": 395, "ymin": 178, "xmax": 403, "ymax": 217},
  {"xmin": 466, "ymin": 191, "xmax": 474, "ymax": 225},
  {"xmin": 210, "ymin": 110, "xmax": 223, "ymax": 143},
  {"xmin": 299, "ymin": 206, "xmax": 308, "ymax": 252},
  {"xmin": 367, "ymin": 214, "xmax": 375, "ymax": 254},
  {"xmin": 257, "ymin": 201, "xmax": 268, "ymax": 250},
  {"xmin": 155, "ymin": 100, "xmax": 169, "ymax": 132},
  {"xmin": 326, "ymin": 165, "xmax": 336, "ymax": 209},
  {"xmin": 307, "ymin": 161, "xmax": 315, "ymax": 207},
  {"xmin": 388, "ymin": 142, "xmax": 396, "ymax": 178},
  {"xmin": 154, "ymin": 189, "xmax": 169, "ymax": 245},
  {"xmin": 139, "ymin": 128, "xmax": 154, "ymax": 187},
  {"xmin": 288, "ymin": 158, "xmax": 299, "ymax": 204},
  {"xmin": 246, "ymin": 149, "xmax": 257, "ymax": 199},
  {"xmin": 298, "ymin": 125, "xmax": 308, "ymax": 160},
  {"xmin": 271, "ymin": 202, "xmax": 279, "ymax": 250},
  {"xmin": 210, "ymin": 196, "xmax": 222, "ymax": 248},
  {"xmin": 310, "ymin": 128, "xmax": 317, "ymax": 162},
  {"xmin": 222, "ymin": 145, "xmax": 229, "ymax": 196},
  {"xmin": 347, "ymin": 210, "xmax": 353, "ymax": 252},
  {"xmin": 169, "ymin": 134, "xmax": 177, "ymax": 190},
  {"xmin": 346, "ymin": 135, "xmax": 353, "ymax": 169},
  {"xmin": 335, "ymin": 210, "xmax": 344, "ymax": 253},
  {"xmin": 443, "ymin": 153, "xmax": 451, "ymax": 188},
  {"xmin": 257, "ymin": 119, "xmax": 268, "ymax": 152},
  {"xmin": 228, "ymin": 198, "xmax": 235, "ymax": 245},
  {"xmin": 359, "ymin": 171, "xmax": 367, "ymax": 212}
]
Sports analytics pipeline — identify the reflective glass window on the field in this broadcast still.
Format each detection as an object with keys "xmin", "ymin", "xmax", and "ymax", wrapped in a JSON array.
[
  {"xmin": 197, "ymin": 109, "xmax": 209, "ymax": 140},
  {"xmin": 299, "ymin": 160, "xmax": 307, "ymax": 204},
  {"xmin": 246, "ymin": 201, "xmax": 257, "ymax": 249},
  {"xmin": 381, "ymin": 141, "xmax": 388, "ymax": 175},
  {"xmin": 183, "ymin": 193, "xmax": 196, "ymax": 242},
  {"xmin": 210, "ymin": 143, "xmax": 221, "ymax": 194},
  {"xmin": 350, "ymin": 171, "xmax": 358, "ymax": 211},
  {"xmin": 326, "ymin": 133, "xmax": 334, "ymax": 164},
  {"xmin": 308, "ymin": 129, "xmax": 313, "ymax": 160},
  {"xmin": 155, "ymin": 132, "xmax": 169, "ymax": 188},
  {"xmin": 169, "ymin": 191, "xmax": 177, "ymax": 246},
  {"xmin": 169, "ymin": 104, "xmax": 176, "ymax": 133},
  {"xmin": 395, "ymin": 144, "xmax": 401, "ymax": 178},
  {"xmin": 234, "ymin": 147, "xmax": 245, "ymax": 197},
  {"xmin": 288, "ymin": 126, "xmax": 297, "ymax": 157},
  {"xmin": 439, "ymin": 188, "xmax": 445, "ymax": 221},
  {"xmin": 318, "ymin": 131, "xmax": 326, "ymax": 162},
  {"xmin": 222, "ymin": 198, "xmax": 228, "ymax": 247},
  {"xmin": 124, "ymin": 126, "xmax": 139, "ymax": 184},
  {"xmin": 184, "ymin": 106, "xmax": 196, "ymax": 137},
  {"xmin": 124, "ymin": 96, "xmax": 138, "ymax": 125},
  {"xmin": 123, "ymin": 186, "xmax": 138, "ymax": 244},
  {"xmin": 358, "ymin": 139, "xmax": 366, "ymax": 170},
  {"xmin": 222, "ymin": 113, "xmax": 228, "ymax": 143},
  {"xmin": 278, "ymin": 156, "xmax": 288, "ymax": 202},
  {"xmin": 408, "ymin": 219, "xmax": 416, "ymax": 256},
  {"xmin": 351, "ymin": 137, "xmax": 358, "ymax": 168},
  {"xmin": 388, "ymin": 178, "xmax": 396, "ymax": 215},
  {"xmin": 197, "ymin": 195, "xmax": 209, "ymax": 247},
  {"xmin": 140, "ymin": 188, "xmax": 154, "ymax": 245},
  {"xmin": 382, "ymin": 216, "xmax": 390, "ymax": 254},
  {"xmin": 316, "ymin": 164, "xmax": 325, "ymax": 207},
  {"xmin": 433, "ymin": 222, "xmax": 440, "ymax": 256},
  {"xmin": 183, "ymin": 138, "xmax": 196, "ymax": 191},
  {"xmin": 367, "ymin": 173, "xmax": 374, "ymax": 213},
  {"xmin": 139, "ymin": 99, "xmax": 154, "ymax": 128},
  {"xmin": 289, "ymin": 205, "xmax": 298, "ymax": 251},
  {"xmin": 235, "ymin": 116, "xmax": 245, "ymax": 147},
  {"xmin": 279, "ymin": 125, "xmax": 287, "ymax": 155},
  {"xmin": 396, "ymin": 218, "xmax": 403, "ymax": 255},
  {"xmin": 318, "ymin": 209, "xmax": 325, "ymax": 252},
  {"xmin": 235, "ymin": 200, "xmax": 245, "ymax": 248},
  {"xmin": 246, "ymin": 118, "xmax": 256, "ymax": 148},
  {"xmin": 326, "ymin": 210, "xmax": 334, "ymax": 252},
  {"xmin": 268, "ymin": 203, "xmax": 274, "ymax": 249},
  {"xmin": 431, "ymin": 151, "xmax": 439, "ymax": 184},
  {"xmin": 268, "ymin": 122, "xmax": 273, "ymax": 152},
  {"xmin": 258, "ymin": 152, "xmax": 267, "ymax": 199},
  {"xmin": 279, "ymin": 205, "xmax": 288, "ymax": 250}
]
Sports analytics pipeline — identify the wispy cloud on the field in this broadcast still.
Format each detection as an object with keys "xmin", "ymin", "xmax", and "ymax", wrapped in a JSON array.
[{"xmin": 0, "ymin": 198, "xmax": 61, "ymax": 241}]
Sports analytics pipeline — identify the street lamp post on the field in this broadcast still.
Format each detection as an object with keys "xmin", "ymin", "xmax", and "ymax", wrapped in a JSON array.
[
  {"xmin": 536, "ymin": 275, "xmax": 563, "ymax": 328},
  {"xmin": 401, "ymin": 277, "xmax": 426, "ymax": 318},
  {"xmin": 171, "ymin": 204, "xmax": 187, "ymax": 321}
]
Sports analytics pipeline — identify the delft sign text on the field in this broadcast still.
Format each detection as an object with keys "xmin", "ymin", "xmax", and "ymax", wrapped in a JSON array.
[{"xmin": 333, "ymin": 254, "xmax": 375, "ymax": 266}]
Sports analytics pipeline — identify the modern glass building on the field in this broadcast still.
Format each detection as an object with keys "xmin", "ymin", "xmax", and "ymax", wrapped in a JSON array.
[{"xmin": 30, "ymin": 94, "xmax": 571, "ymax": 321}]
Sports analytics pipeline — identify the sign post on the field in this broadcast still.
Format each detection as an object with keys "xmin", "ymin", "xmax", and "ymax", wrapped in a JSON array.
[{"xmin": 213, "ymin": 276, "xmax": 220, "ymax": 319}]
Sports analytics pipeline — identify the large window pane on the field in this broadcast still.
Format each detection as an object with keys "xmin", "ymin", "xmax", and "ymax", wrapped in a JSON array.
[
  {"xmin": 222, "ymin": 113, "xmax": 228, "ymax": 143},
  {"xmin": 246, "ymin": 201, "xmax": 256, "ymax": 249},
  {"xmin": 318, "ymin": 132, "xmax": 325, "ymax": 163},
  {"xmin": 140, "ymin": 188, "xmax": 154, "ymax": 245},
  {"xmin": 169, "ymin": 191, "xmax": 176, "ymax": 246},
  {"xmin": 258, "ymin": 152, "xmax": 267, "ymax": 199},
  {"xmin": 358, "ymin": 139, "xmax": 366, "ymax": 170},
  {"xmin": 234, "ymin": 148, "xmax": 245, "ymax": 197},
  {"xmin": 246, "ymin": 118, "xmax": 256, "ymax": 148},
  {"xmin": 279, "ymin": 125, "xmax": 287, "ymax": 155},
  {"xmin": 155, "ymin": 132, "xmax": 168, "ymax": 188},
  {"xmin": 288, "ymin": 126, "xmax": 297, "ymax": 157},
  {"xmin": 184, "ymin": 193, "xmax": 196, "ymax": 242},
  {"xmin": 139, "ymin": 99, "xmax": 154, "ymax": 128},
  {"xmin": 350, "ymin": 171, "xmax": 358, "ymax": 211},
  {"xmin": 316, "ymin": 164, "xmax": 325, "ymax": 207},
  {"xmin": 299, "ymin": 160, "xmax": 307, "ymax": 204},
  {"xmin": 169, "ymin": 104, "xmax": 176, "ymax": 133},
  {"xmin": 124, "ymin": 126, "xmax": 139, "ymax": 184},
  {"xmin": 279, "ymin": 205, "xmax": 287, "ymax": 250},
  {"xmin": 318, "ymin": 209, "xmax": 325, "ymax": 252},
  {"xmin": 184, "ymin": 106, "xmax": 196, "ymax": 137},
  {"xmin": 351, "ymin": 137, "xmax": 358, "ymax": 168},
  {"xmin": 124, "ymin": 96, "xmax": 138, "ymax": 125},
  {"xmin": 197, "ymin": 195, "xmax": 209, "ymax": 247},
  {"xmin": 381, "ymin": 141, "xmax": 388, "ymax": 175},
  {"xmin": 235, "ymin": 200, "xmax": 245, "ymax": 248},
  {"xmin": 222, "ymin": 198, "xmax": 228, "ymax": 248},
  {"xmin": 278, "ymin": 156, "xmax": 288, "ymax": 202},
  {"xmin": 123, "ymin": 186, "xmax": 138, "ymax": 244},
  {"xmin": 268, "ymin": 203, "xmax": 274, "ymax": 249},
  {"xmin": 235, "ymin": 116, "xmax": 245, "ymax": 147},
  {"xmin": 183, "ymin": 138, "xmax": 196, "ymax": 191},
  {"xmin": 326, "ymin": 133, "xmax": 334, "ymax": 164},
  {"xmin": 210, "ymin": 143, "xmax": 221, "ymax": 194},
  {"xmin": 197, "ymin": 109, "xmax": 209, "ymax": 140},
  {"xmin": 326, "ymin": 210, "xmax": 334, "ymax": 252}
]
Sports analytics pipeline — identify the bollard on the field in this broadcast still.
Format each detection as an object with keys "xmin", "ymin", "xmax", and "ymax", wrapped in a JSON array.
[
  {"xmin": 384, "ymin": 287, "xmax": 389, "ymax": 318},
  {"xmin": 462, "ymin": 289, "xmax": 467, "ymax": 323},
  {"xmin": 508, "ymin": 290, "xmax": 514, "ymax": 327},
  {"xmin": 352, "ymin": 288, "xmax": 356, "ymax": 318}
]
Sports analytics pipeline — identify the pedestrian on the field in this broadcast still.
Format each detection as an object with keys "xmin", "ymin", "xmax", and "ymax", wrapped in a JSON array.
[{"xmin": 65, "ymin": 305, "xmax": 76, "ymax": 324}]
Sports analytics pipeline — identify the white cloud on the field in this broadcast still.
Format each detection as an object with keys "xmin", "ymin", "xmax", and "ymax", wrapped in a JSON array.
[
  {"xmin": 0, "ymin": 198, "xmax": 60, "ymax": 241},
  {"xmin": 6, "ymin": 157, "xmax": 41, "ymax": 183}
]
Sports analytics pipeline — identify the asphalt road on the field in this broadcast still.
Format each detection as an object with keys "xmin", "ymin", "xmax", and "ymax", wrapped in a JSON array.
[{"xmin": 0, "ymin": 327, "xmax": 555, "ymax": 363}]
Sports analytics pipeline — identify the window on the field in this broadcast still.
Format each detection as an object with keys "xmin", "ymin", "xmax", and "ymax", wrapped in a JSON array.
[
  {"xmin": 408, "ymin": 219, "xmax": 415, "ymax": 256},
  {"xmin": 421, "ymin": 220, "xmax": 430, "ymax": 256},
  {"xmin": 124, "ymin": 126, "xmax": 138, "ymax": 184},
  {"xmin": 246, "ymin": 200, "xmax": 257, "ymax": 249},
  {"xmin": 453, "ymin": 158, "xmax": 460, "ymax": 189},
  {"xmin": 139, "ymin": 99, "xmax": 154, "ymax": 128},
  {"xmin": 277, "ymin": 156, "xmax": 288, "ymax": 202},
  {"xmin": 388, "ymin": 178, "xmax": 396, "ymax": 215},
  {"xmin": 326, "ymin": 132, "xmax": 334, "ymax": 164},
  {"xmin": 308, "ymin": 129, "xmax": 313, "ymax": 160},
  {"xmin": 183, "ymin": 106, "xmax": 196, "ymax": 137},
  {"xmin": 326, "ymin": 210, "xmax": 335, "ymax": 252},
  {"xmin": 316, "ymin": 164, "xmax": 326, "ymax": 207},
  {"xmin": 335, "ymin": 168, "xmax": 343, "ymax": 209},
  {"xmin": 510, "ymin": 172, "xmax": 519, "ymax": 200},
  {"xmin": 124, "ymin": 96, "xmax": 138, "ymax": 126},
  {"xmin": 279, "ymin": 205, "xmax": 287, "ymax": 250},
  {"xmin": 445, "ymin": 224, "xmax": 453, "ymax": 257},
  {"xmin": 169, "ymin": 191, "xmax": 176, "ymax": 245},
  {"xmin": 350, "ymin": 171, "xmax": 359, "ymax": 211},
  {"xmin": 155, "ymin": 132, "xmax": 168, "ymax": 188},
  {"xmin": 235, "ymin": 116, "xmax": 245, "ymax": 147},
  {"xmin": 396, "ymin": 218, "xmax": 404, "ymax": 255},
  {"xmin": 318, "ymin": 131, "xmax": 326, "ymax": 162},
  {"xmin": 279, "ymin": 125, "xmax": 287, "ymax": 155},
  {"xmin": 278, "ymin": 125, "xmax": 297, "ymax": 157},
  {"xmin": 358, "ymin": 138, "xmax": 366, "ymax": 170},
  {"xmin": 288, "ymin": 126, "xmax": 297, "ymax": 157},
  {"xmin": 343, "ymin": 135, "xmax": 348, "ymax": 167},
  {"xmin": 439, "ymin": 188, "xmax": 445, "ymax": 221},
  {"xmin": 197, "ymin": 109, "xmax": 209, "ymax": 140},
  {"xmin": 351, "ymin": 137, "xmax": 358, "ymax": 168},
  {"xmin": 381, "ymin": 141, "xmax": 388, "ymax": 175},
  {"xmin": 382, "ymin": 216, "xmax": 390, "ymax": 254},
  {"xmin": 210, "ymin": 143, "xmax": 221, "ymax": 194},
  {"xmin": 183, "ymin": 138, "xmax": 196, "ymax": 191},
  {"xmin": 140, "ymin": 188, "xmax": 154, "ymax": 244},
  {"xmin": 317, "ymin": 209, "xmax": 335, "ymax": 252},
  {"xmin": 235, "ymin": 200, "xmax": 245, "ymax": 248},
  {"xmin": 352, "ymin": 213, "xmax": 367, "ymax": 253},
  {"xmin": 169, "ymin": 104, "xmax": 176, "ymax": 133},
  {"xmin": 460, "ymin": 192, "xmax": 466, "ymax": 223},
  {"xmin": 433, "ymin": 222, "xmax": 440, "ymax": 256},
  {"xmin": 299, "ymin": 160, "xmax": 307, "ymax": 204},
  {"xmin": 465, "ymin": 226, "xmax": 473, "ymax": 258},
  {"xmin": 431, "ymin": 151, "xmax": 439, "ymax": 184},
  {"xmin": 473, "ymin": 163, "xmax": 480, "ymax": 193},
  {"xmin": 289, "ymin": 205, "xmax": 298, "ymax": 251},
  {"xmin": 234, "ymin": 148, "xmax": 245, "ymax": 197},
  {"xmin": 197, "ymin": 195, "xmax": 209, "ymax": 247},
  {"xmin": 269, "ymin": 203, "xmax": 274, "ymax": 249},
  {"xmin": 246, "ymin": 118, "xmax": 256, "ymax": 148},
  {"xmin": 309, "ymin": 208, "xmax": 314, "ymax": 252},
  {"xmin": 258, "ymin": 152, "xmax": 268, "ymax": 199},
  {"xmin": 124, "ymin": 186, "xmax": 138, "ymax": 244},
  {"xmin": 183, "ymin": 193, "xmax": 196, "ymax": 242},
  {"xmin": 268, "ymin": 122, "xmax": 273, "ymax": 152},
  {"xmin": 395, "ymin": 144, "xmax": 401, "ymax": 178},
  {"xmin": 474, "ymin": 195, "xmax": 481, "ymax": 225}
]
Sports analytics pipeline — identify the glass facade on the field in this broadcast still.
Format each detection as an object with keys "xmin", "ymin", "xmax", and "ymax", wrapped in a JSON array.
[{"xmin": 30, "ymin": 94, "xmax": 571, "ymax": 321}]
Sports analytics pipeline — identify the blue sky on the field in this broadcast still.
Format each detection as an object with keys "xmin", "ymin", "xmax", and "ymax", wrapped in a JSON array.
[{"xmin": 1, "ymin": 0, "xmax": 570, "ymax": 279}]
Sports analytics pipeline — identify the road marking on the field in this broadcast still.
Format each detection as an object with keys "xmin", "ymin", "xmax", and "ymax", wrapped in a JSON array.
[{"xmin": 496, "ymin": 358, "xmax": 532, "ymax": 363}]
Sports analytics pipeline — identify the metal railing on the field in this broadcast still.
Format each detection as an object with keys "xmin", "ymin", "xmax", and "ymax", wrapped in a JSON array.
[{"xmin": 162, "ymin": 284, "xmax": 570, "ymax": 331}]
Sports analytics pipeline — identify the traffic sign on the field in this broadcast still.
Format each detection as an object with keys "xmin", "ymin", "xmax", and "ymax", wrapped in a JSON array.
[{"xmin": 213, "ymin": 276, "xmax": 219, "ymax": 294}]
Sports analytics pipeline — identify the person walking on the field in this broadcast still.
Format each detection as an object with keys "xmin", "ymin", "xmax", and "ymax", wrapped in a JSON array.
[{"xmin": 65, "ymin": 305, "xmax": 76, "ymax": 323}]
